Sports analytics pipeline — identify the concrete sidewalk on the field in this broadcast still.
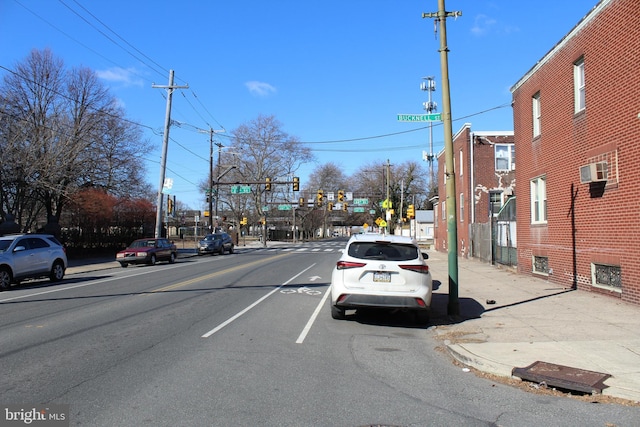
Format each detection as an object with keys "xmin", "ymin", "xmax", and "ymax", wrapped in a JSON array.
[
  {"xmin": 64, "ymin": 241, "xmax": 640, "ymax": 402},
  {"xmin": 425, "ymin": 250, "xmax": 640, "ymax": 402}
]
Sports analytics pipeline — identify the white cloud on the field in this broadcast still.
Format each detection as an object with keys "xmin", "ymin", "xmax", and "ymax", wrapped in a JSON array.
[
  {"xmin": 470, "ymin": 14, "xmax": 497, "ymax": 36},
  {"xmin": 96, "ymin": 67, "xmax": 144, "ymax": 87},
  {"xmin": 245, "ymin": 80, "xmax": 276, "ymax": 97}
]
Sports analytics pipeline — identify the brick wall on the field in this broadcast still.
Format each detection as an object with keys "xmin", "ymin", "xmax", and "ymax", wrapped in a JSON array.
[{"xmin": 512, "ymin": 0, "xmax": 640, "ymax": 305}]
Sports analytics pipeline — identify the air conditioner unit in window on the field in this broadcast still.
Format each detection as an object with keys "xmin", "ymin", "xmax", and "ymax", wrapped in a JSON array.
[{"xmin": 580, "ymin": 162, "xmax": 608, "ymax": 184}]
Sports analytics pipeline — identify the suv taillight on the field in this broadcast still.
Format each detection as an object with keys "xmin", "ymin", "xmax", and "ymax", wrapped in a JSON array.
[
  {"xmin": 336, "ymin": 261, "xmax": 366, "ymax": 270},
  {"xmin": 399, "ymin": 264, "xmax": 430, "ymax": 274}
]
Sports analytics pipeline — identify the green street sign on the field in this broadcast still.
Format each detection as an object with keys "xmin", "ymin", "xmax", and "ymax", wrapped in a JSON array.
[
  {"xmin": 277, "ymin": 204, "xmax": 292, "ymax": 211},
  {"xmin": 397, "ymin": 113, "xmax": 441, "ymax": 122},
  {"xmin": 231, "ymin": 185, "xmax": 252, "ymax": 194},
  {"xmin": 353, "ymin": 198, "xmax": 369, "ymax": 206},
  {"xmin": 354, "ymin": 207, "xmax": 366, "ymax": 213}
]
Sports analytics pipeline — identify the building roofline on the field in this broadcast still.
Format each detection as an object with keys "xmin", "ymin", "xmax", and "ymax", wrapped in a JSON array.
[{"xmin": 510, "ymin": 0, "xmax": 610, "ymax": 94}]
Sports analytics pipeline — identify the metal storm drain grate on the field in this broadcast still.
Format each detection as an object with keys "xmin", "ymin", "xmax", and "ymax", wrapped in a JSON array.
[{"xmin": 512, "ymin": 361, "xmax": 611, "ymax": 394}]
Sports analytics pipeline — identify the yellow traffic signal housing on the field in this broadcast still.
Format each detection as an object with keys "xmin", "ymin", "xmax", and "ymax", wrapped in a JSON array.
[
  {"xmin": 338, "ymin": 190, "xmax": 345, "ymax": 201},
  {"xmin": 407, "ymin": 204, "xmax": 415, "ymax": 218},
  {"xmin": 316, "ymin": 189, "xmax": 323, "ymax": 206},
  {"xmin": 241, "ymin": 217, "xmax": 247, "ymax": 225},
  {"xmin": 343, "ymin": 202, "xmax": 348, "ymax": 211},
  {"xmin": 265, "ymin": 177, "xmax": 272, "ymax": 191},
  {"xmin": 299, "ymin": 197, "xmax": 305, "ymax": 207},
  {"xmin": 328, "ymin": 202, "xmax": 334, "ymax": 211},
  {"xmin": 293, "ymin": 176, "xmax": 300, "ymax": 191},
  {"xmin": 167, "ymin": 195, "xmax": 174, "ymax": 214}
]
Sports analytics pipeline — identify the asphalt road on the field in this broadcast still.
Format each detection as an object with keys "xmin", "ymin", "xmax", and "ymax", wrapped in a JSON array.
[{"xmin": 1, "ymin": 240, "xmax": 637, "ymax": 426}]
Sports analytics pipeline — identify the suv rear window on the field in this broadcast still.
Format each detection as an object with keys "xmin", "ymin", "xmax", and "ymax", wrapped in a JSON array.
[{"xmin": 348, "ymin": 242, "xmax": 418, "ymax": 261}]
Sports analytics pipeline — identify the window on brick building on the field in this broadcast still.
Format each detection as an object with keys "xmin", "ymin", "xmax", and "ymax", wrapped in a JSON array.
[
  {"xmin": 591, "ymin": 263, "xmax": 621, "ymax": 291},
  {"xmin": 489, "ymin": 191, "xmax": 503, "ymax": 216},
  {"xmin": 459, "ymin": 150, "xmax": 463, "ymax": 177},
  {"xmin": 495, "ymin": 144, "xmax": 515, "ymax": 171},
  {"xmin": 459, "ymin": 193, "xmax": 464, "ymax": 222},
  {"xmin": 532, "ymin": 92, "xmax": 541, "ymax": 137},
  {"xmin": 574, "ymin": 57, "xmax": 585, "ymax": 113},
  {"xmin": 530, "ymin": 176, "xmax": 547, "ymax": 224}
]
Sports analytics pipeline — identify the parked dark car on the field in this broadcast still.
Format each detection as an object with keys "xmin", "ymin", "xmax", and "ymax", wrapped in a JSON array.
[
  {"xmin": 116, "ymin": 238, "xmax": 177, "ymax": 267},
  {"xmin": 197, "ymin": 232, "xmax": 234, "ymax": 255}
]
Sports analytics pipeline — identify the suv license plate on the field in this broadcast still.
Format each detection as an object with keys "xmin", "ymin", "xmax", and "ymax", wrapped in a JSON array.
[{"xmin": 373, "ymin": 272, "xmax": 391, "ymax": 283}]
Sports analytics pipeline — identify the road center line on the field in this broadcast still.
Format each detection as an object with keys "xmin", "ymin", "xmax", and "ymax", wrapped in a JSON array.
[{"xmin": 201, "ymin": 263, "xmax": 316, "ymax": 338}]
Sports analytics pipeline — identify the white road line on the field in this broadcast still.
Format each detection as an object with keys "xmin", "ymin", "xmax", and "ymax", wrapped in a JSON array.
[
  {"xmin": 296, "ymin": 286, "xmax": 331, "ymax": 344},
  {"xmin": 201, "ymin": 263, "xmax": 317, "ymax": 338},
  {"xmin": 0, "ymin": 268, "xmax": 160, "ymax": 303}
]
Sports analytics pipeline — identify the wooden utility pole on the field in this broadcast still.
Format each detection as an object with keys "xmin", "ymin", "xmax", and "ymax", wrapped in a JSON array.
[
  {"xmin": 423, "ymin": 0, "xmax": 462, "ymax": 316},
  {"xmin": 152, "ymin": 70, "xmax": 188, "ymax": 238}
]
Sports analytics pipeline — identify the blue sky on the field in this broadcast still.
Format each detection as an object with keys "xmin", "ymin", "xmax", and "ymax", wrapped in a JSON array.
[{"xmin": 1, "ymin": 0, "xmax": 600, "ymax": 210}]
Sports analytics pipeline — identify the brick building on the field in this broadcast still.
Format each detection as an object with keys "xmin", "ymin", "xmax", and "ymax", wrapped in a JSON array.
[
  {"xmin": 434, "ymin": 123, "xmax": 515, "ymax": 260},
  {"xmin": 511, "ymin": 0, "xmax": 640, "ymax": 304}
]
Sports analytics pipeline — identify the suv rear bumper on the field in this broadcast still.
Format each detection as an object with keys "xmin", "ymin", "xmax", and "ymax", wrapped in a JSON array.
[{"xmin": 335, "ymin": 294, "xmax": 429, "ymax": 309}]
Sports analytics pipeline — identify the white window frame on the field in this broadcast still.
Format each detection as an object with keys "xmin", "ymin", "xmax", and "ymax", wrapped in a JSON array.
[
  {"xmin": 495, "ymin": 144, "xmax": 515, "ymax": 171},
  {"xmin": 574, "ymin": 57, "xmax": 585, "ymax": 113},
  {"xmin": 532, "ymin": 92, "xmax": 541, "ymax": 138},
  {"xmin": 459, "ymin": 193, "xmax": 464, "ymax": 222},
  {"xmin": 459, "ymin": 150, "xmax": 463, "ymax": 177},
  {"xmin": 530, "ymin": 176, "xmax": 547, "ymax": 224},
  {"xmin": 489, "ymin": 190, "xmax": 503, "ymax": 216}
]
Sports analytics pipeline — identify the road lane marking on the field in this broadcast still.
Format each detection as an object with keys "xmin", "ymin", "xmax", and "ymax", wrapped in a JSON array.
[
  {"xmin": 201, "ymin": 263, "xmax": 316, "ymax": 338},
  {"xmin": 149, "ymin": 253, "xmax": 291, "ymax": 294},
  {"xmin": 296, "ymin": 286, "xmax": 331, "ymax": 344}
]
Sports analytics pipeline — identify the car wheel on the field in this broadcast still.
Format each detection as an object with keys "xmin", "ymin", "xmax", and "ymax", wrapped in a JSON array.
[
  {"xmin": 49, "ymin": 261, "xmax": 65, "ymax": 282},
  {"xmin": 169, "ymin": 252, "xmax": 176, "ymax": 264},
  {"xmin": 0, "ymin": 268, "xmax": 12, "ymax": 290},
  {"xmin": 414, "ymin": 310, "xmax": 430, "ymax": 325},
  {"xmin": 120, "ymin": 262, "xmax": 128, "ymax": 268},
  {"xmin": 149, "ymin": 254, "xmax": 157, "ymax": 265},
  {"xmin": 331, "ymin": 305, "xmax": 346, "ymax": 320},
  {"xmin": 219, "ymin": 246, "xmax": 224, "ymax": 255},
  {"xmin": 228, "ymin": 245, "xmax": 234, "ymax": 254}
]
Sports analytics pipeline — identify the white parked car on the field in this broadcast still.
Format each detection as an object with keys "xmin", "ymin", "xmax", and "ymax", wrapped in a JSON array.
[
  {"xmin": 330, "ymin": 233, "xmax": 432, "ymax": 323},
  {"xmin": 0, "ymin": 234, "xmax": 68, "ymax": 290}
]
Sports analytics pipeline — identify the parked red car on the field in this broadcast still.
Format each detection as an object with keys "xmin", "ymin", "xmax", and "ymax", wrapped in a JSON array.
[{"xmin": 116, "ymin": 238, "xmax": 177, "ymax": 267}]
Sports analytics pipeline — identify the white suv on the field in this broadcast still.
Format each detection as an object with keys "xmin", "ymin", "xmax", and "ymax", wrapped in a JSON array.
[
  {"xmin": 0, "ymin": 234, "xmax": 67, "ymax": 290},
  {"xmin": 330, "ymin": 233, "xmax": 432, "ymax": 323}
]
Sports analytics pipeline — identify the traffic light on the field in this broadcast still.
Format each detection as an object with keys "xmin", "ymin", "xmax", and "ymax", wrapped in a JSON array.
[
  {"xmin": 316, "ymin": 189, "xmax": 323, "ymax": 207},
  {"xmin": 265, "ymin": 177, "xmax": 272, "ymax": 191},
  {"xmin": 338, "ymin": 190, "xmax": 345, "ymax": 202},
  {"xmin": 407, "ymin": 204, "xmax": 415, "ymax": 218},
  {"xmin": 241, "ymin": 217, "xmax": 247, "ymax": 225},
  {"xmin": 328, "ymin": 202, "xmax": 334, "ymax": 211},
  {"xmin": 299, "ymin": 197, "xmax": 305, "ymax": 207},
  {"xmin": 292, "ymin": 176, "xmax": 300, "ymax": 191},
  {"xmin": 343, "ymin": 202, "xmax": 348, "ymax": 212},
  {"xmin": 167, "ymin": 195, "xmax": 173, "ymax": 214}
]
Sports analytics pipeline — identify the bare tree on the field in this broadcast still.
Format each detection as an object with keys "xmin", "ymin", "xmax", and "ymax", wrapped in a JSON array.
[
  {"xmin": 222, "ymin": 115, "xmax": 314, "ymax": 234},
  {"xmin": 0, "ymin": 48, "xmax": 151, "ymax": 233}
]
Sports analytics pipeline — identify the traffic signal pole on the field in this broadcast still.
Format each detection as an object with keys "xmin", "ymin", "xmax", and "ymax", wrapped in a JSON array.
[{"xmin": 423, "ymin": 0, "xmax": 461, "ymax": 316}]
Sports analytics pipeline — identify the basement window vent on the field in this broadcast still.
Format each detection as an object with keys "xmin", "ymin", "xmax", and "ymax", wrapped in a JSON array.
[
  {"xmin": 592, "ymin": 263, "xmax": 622, "ymax": 290},
  {"xmin": 533, "ymin": 256, "xmax": 549, "ymax": 275}
]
